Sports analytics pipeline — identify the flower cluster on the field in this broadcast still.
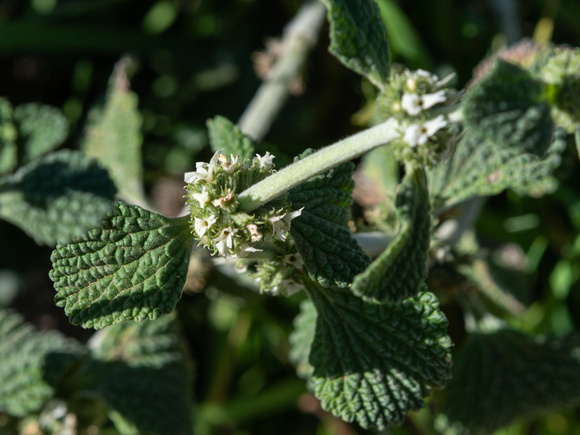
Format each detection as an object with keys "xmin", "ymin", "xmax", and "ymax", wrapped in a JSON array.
[
  {"xmin": 376, "ymin": 68, "xmax": 458, "ymax": 168},
  {"xmin": 185, "ymin": 150, "xmax": 303, "ymax": 261}
]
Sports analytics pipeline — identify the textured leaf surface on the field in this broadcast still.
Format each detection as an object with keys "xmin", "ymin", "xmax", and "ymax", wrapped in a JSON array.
[
  {"xmin": 288, "ymin": 158, "xmax": 370, "ymax": 288},
  {"xmin": 306, "ymin": 283, "xmax": 452, "ymax": 429},
  {"xmin": 13, "ymin": 102, "xmax": 68, "ymax": 164},
  {"xmin": 463, "ymin": 59, "xmax": 553, "ymax": 155},
  {"xmin": 0, "ymin": 309, "xmax": 85, "ymax": 417},
  {"xmin": 288, "ymin": 299, "xmax": 317, "ymax": 381},
  {"xmin": 0, "ymin": 149, "xmax": 117, "ymax": 245},
  {"xmin": 323, "ymin": 0, "xmax": 390, "ymax": 88},
  {"xmin": 352, "ymin": 167, "xmax": 430, "ymax": 303},
  {"xmin": 207, "ymin": 115, "xmax": 255, "ymax": 161},
  {"xmin": 440, "ymin": 330, "xmax": 580, "ymax": 434},
  {"xmin": 50, "ymin": 202, "xmax": 194, "ymax": 329},
  {"xmin": 87, "ymin": 313, "xmax": 194, "ymax": 434},
  {"xmin": 429, "ymin": 128, "xmax": 565, "ymax": 211},
  {"xmin": 82, "ymin": 59, "xmax": 145, "ymax": 206},
  {"xmin": 0, "ymin": 97, "xmax": 17, "ymax": 174}
]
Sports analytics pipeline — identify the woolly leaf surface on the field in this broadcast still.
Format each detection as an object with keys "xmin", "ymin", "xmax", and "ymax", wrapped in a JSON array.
[
  {"xmin": 429, "ymin": 128, "xmax": 565, "ymax": 210},
  {"xmin": 50, "ymin": 202, "xmax": 194, "ymax": 329},
  {"xmin": 289, "ymin": 299, "xmax": 317, "ymax": 381},
  {"xmin": 352, "ymin": 167, "xmax": 430, "ymax": 303},
  {"xmin": 306, "ymin": 284, "xmax": 452, "ymax": 429},
  {"xmin": 207, "ymin": 115, "xmax": 255, "ymax": 161},
  {"xmin": 288, "ymin": 157, "xmax": 370, "ymax": 288},
  {"xmin": 323, "ymin": 0, "xmax": 390, "ymax": 88},
  {"xmin": 463, "ymin": 59, "xmax": 553, "ymax": 155},
  {"xmin": 82, "ymin": 59, "xmax": 145, "ymax": 206},
  {"xmin": 0, "ymin": 97, "xmax": 17, "ymax": 174},
  {"xmin": 87, "ymin": 313, "xmax": 194, "ymax": 434},
  {"xmin": 440, "ymin": 329, "xmax": 580, "ymax": 434},
  {"xmin": 0, "ymin": 149, "xmax": 117, "ymax": 245},
  {"xmin": 0, "ymin": 309, "xmax": 85, "ymax": 417}
]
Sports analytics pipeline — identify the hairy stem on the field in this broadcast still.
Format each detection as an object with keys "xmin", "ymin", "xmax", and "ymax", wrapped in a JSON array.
[
  {"xmin": 238, "ymin": 0, "xmax": 327, "ymax": 142},
  {"xmin": 237, "ymin": 118, "xmax": 400, "ymax": 212}
]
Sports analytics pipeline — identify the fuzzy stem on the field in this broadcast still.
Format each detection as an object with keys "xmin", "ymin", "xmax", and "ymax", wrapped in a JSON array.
[
  {"xmin": 237, "ymin": 118, "xmax": 400, "ymax": 212},
  {"xmin": 238, "ymin": 0, "xmax": 327, "ymax": 142}
]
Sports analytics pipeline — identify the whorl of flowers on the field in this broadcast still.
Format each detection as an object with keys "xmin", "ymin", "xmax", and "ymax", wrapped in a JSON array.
[{"xmin": 376, "ymin": 68, "xmax": 459, "ymax": 168}]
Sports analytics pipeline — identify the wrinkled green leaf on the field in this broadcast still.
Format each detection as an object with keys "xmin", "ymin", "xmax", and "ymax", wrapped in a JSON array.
[
  {"xmin": 0, "ymin": 97, "xmax": 17, "ymax": 174},
  {"xmin": 439, "ymin": 330, "xmax": 580, "ymax": 434},
  {"xmin": 82, "ymin": 58, "xmax": 145, "ymax": 206},
  {"xmin": 306, "ymin": 283, "xmax": 452, "ymax": 429},
  {"xmin": 323, "ymin": 0, "xmax": 391, "ymax": 88},
  {"xmin": 429, "ymin": 128, "xmax": 566, "ymax": 211},
  {"xmin": 0, "ymin": 309, "xmax": 86, "ymax": 417},
  {"xmin": 288, "ymin": 156, "xmax": 370, "ymax": 288},
  {"xmin": 13, "ymin": 102, "xmax": 68, "ymax": 164},
  {"xmin": 87, "ymin": 313, "xmax": 194, "ymax": 435},
  {"xmin": 351, "ymin": 167, "xmax": 430, "ymax": 303},
  {"xmin": 463, "ymin": 59, "xmax": 553, "ymax": 155},
  {"xmin": 207, "ymin": 115, "xmax": 255, "ymax": 161},
  {"xmin": 50, "ymin": 202, "xmax": 194, "ymax": 329},
  {"xmin": 0, "ymin": 149, "xmax": 117, "ymax": 245}
]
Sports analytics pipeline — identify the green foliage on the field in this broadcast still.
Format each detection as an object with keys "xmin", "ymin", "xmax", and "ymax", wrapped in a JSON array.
[
  {"xmin": 0, "ymin": 98, "xmax": 18, "ymax": 174},
  {"xmin": 463, "ymin": 59, "xmax": 554, "ymax": 156},
  {"xmin": 50, "ymin": 202, "xmax": 194, "ymax": 329},
  {"xmin": 86, "ymin": 313, "xmax": 194, "ymax": 434},
  {"xmin": 82, "ymin": 58, "xmax": 146, "ymax": 207},
  {"xmin": 207, "ymin": 115, "xmax": 255, "ymax": 161},
  {"xmin": 0, "ymin": 149, "xmax": 117, "ymax": 245},
  {"xmin": 439, "ymin": 329, "xmax": 580, "ymax": 434},
  {"xmin": 322, "ymin": 0, "xmax": 391, "ymax": 88},
  {"xmin": 0, "ymin": 309, "xmax": 85, "ymax": 417},
  {"xmin": 429, "ymin": 127, "xmax": 566, "ymax": 211},
  {"xmin": 288, "ymin": 155, "xmax": 370, "ymax": 288},
  {"xmin": 303, "ymin": 283, "xmax": 452, "ymax": 429},
  {"xmin": 288, "ymin": 299, "xmax": 317, "ymax": 381},
  {"xmin": 352, "ymin": 167, "xmax": 431, "ymax": 303}
]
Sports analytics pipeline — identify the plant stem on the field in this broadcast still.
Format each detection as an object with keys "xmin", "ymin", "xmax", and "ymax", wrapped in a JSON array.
[
  {"xmin": 237, "ymin": 118, "xmax": 400, "ymax": 212},
  {"xmin": 238, "ymin": 0, "xmax": 327, "ymax": 142}
]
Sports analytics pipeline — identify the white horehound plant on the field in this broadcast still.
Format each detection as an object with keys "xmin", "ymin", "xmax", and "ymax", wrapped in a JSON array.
[{"xmin": 11, "ymin": 0, "xmax": 576, "ymax": 432}]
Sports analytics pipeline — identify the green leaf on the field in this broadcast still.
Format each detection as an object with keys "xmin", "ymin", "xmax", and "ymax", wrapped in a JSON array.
[
  {"xmin": 0, "ymin": 309, "xmax": 86, "ymax": 417},
  {"xmin": 305, "ymin": 283, "xmax": 452, "ymax": 429},
  {"xmin": 288, "ymin": 299, "xmax": 317, "ymax": 381},
  {"xmin": 13, "ymin": 102, "xmax": 68, "ymax": 164},
  {"xmin": 351, "ymin": 167, "xmax": 431, "ymax": 303},
  {"xmin": 439, "ymin": 330, "xmax": 580, "ymax": 434},
  {"xmin": 87, "ymin": 313, "xmax": 194, "ymax": 435},
  {"xmin": 207, "ymin": 116, "xmax": 255, "ymax": 161},
  {"xmin": 463, "ymin": 59, "xmax": 554, "ymax": 155},
  {"xmin": 0, "ymin": 149, "xmax": 117, "ymax": 245},
  {"xmin": 50, "ymin": 202, "xmax": 195, "ymax": 329},
  {"xmin": 323, "ymin": 0, "xmax": 391, "ymax": 88},
  {"xmin": 288, "ymin": 157, "xmax": 370, "ymax": 288},
  {"xmin": 82, "ymin": 58, "xmax": 146, "ymax": 206},
  {"xmin": 429, "ymin": 128, "xmax": 566, "ymax": 211},
  {"xmin": 0, "ymin": 97, "xmax": 17, "ymax": 175}
]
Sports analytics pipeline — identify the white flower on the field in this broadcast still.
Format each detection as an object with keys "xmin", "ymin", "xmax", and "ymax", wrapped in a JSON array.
[
  {"xmin": 212, "ymin": 190, "xmax": 233, "ymax": 208},
  {"xmin": 235, "ymin": 243, "xmax": 263, "ymax": 258},
  {"xmin": 192, "ymin": 186, "xmax": 211, "ymax": 208},
  {"xmin": 402, "ymin": 115, "xmax": 448, "ymax": 147},
  {"xmin": 255, "ymin": 151, "xmax": 275, "ymax": 170},
  {"xmin": 401, "ymin": 90, "xmax": 447, "ymax": 116},
  {"xmin": 414, "ymin": 69, "xmax": 438, "ymax": 84},
  {"xmin": 215, "ymin": 227, "xmax": 235, "ymax": 256},
  {"xmin": 284, "ymin": 252, "xmax": 304, "ymax": 269},
  {"xmin": 273, "ymin": 279, "xmax": 304, "ymax": 296},
  {"xmin": 194, "ymin": 214, "xmax": 217, "ymax": 238},
  {"xmin": 269, "ymin": 207, "xmax": 303, "ymax": 241},
  {"xmin": 184, "ymin": 149, "xmax": 221, "ymax": 184},
  {"xmin": 246, "ymin": 223, "xmax": 263, "ymax": 242},
  {"xmin": 218, "ymin": 153, "xmax": 239, "ymax": 174}
]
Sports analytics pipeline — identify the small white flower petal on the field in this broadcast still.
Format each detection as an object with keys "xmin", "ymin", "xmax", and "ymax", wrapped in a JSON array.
[
  {"xmin": 401, "ymin": 93, "xmax": 422, "ymax": 116},
  {"xmin": 194, "ymin": 214, "xmax": 217, "ymax": 238},
  {"xmin": 256, "ymin": 151, "xmax": 275, "ymax": 170},
  {"xmin": 421, "ymin": 90, "xmax": 447, "ymax": 110},
  {"xmin": 192, "ymin": 186, "xmax": 211, "ymax": 208},
  {"xmin": 403, "ymin": 123, "xmax": 422, "ymax": 147},
  {"xmin": 424, "ymin": 115, "xmax": 448, "ymax": 136}
]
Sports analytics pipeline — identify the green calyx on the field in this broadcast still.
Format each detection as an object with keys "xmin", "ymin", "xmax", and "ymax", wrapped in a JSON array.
[{"xmin": 184, "ymin": 150, "xmax": 302, "ymax": 259}]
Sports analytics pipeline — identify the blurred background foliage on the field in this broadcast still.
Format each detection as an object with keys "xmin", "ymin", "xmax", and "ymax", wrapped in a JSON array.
[{"xmin": 1, "ymin": 0, "xmax": 580, "ymax": 434}]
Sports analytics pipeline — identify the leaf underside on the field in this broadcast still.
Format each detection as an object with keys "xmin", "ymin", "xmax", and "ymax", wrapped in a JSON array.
[
  {"xmin": 303, "ymin": 284, "xmax": 452, "ymax": 429},
  {"xmin": 440, "ymin": 329, "xmax": 580, "ymax": 434},
  {"xmin": 351, "ymin": 167, "xmax": 431, "ymax": 303},
  {"xmin": 50, "ymin": 202, "xmax": 194, "ymax": 329}
]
